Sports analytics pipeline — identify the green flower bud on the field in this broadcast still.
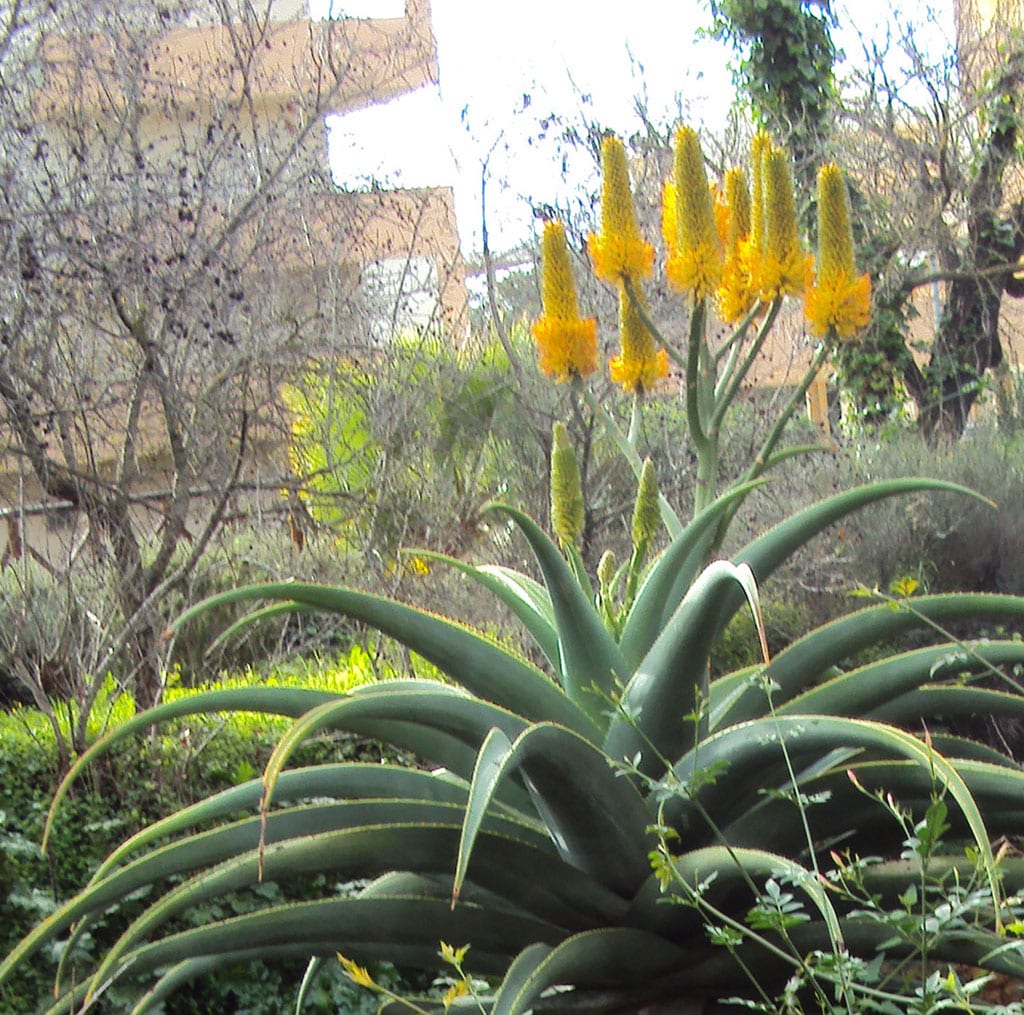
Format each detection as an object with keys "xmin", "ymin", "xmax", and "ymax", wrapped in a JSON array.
[
  {"xmin": 597, "ymin": 549, "xmax": 617, "ymax": 591},
  {"xmin": 550, "ymin": 422, "xmax": 584, "ymax": 546},
  {"xmin": 631, "ymin": 458, "xmax": 660, "ymax": 549}
]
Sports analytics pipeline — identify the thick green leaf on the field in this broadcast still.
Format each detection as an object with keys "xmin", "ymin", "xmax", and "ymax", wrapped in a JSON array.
[
  {"xmin": 43, "ymin": 685, "xmax": 340, "ymax": 852},
  {"xmin": 618, "ymin": 483, "xmax": 761, "ymax": 670},
  {"xmin": 69, "ymin": 896, "xmax": 562, "ymax": 1009},
  {"xmin": 487, "ymin": 505, "xmax": 627, "ymax": 723},
  {"xmin": 454, "ymin": 723, "xmax": 654, "ymax": 904},
  {"xmin": 170, "ymin": 582, "xmax": 601, "ymax": 742},
  {"xmin": 662, "ymin": 715, "xmax": 1001, "ymax": 913},
  {"xmin": 870, "ymin": 684, "xmax": 1024, "ymax": 728},
  {"xmin": 491, "ymin": 929, "xmax": 686, "ymax": 1015},
  {"xmin": 414, "ymin": 551, "xmax": 560, "ymax": 670},
  {"xmin": 604, "ymin": 561, "xmax": 760, "ymax": 778},
  {"xmin": 713, "ymin": 593, "xmax": 1024, "ymax": 729},
  {"xmin": 778, "ymin": 641, "xmax": 1024, "ymax": 718}
]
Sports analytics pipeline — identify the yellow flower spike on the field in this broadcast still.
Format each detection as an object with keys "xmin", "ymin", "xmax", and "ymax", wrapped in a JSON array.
[
  {"xmin": 712, "ymin": 183, "xmax": 730, "ymax": 251},
  {"xmin": 805, "ymin": 163, "xmax": 872, "ymax": 340},
  {"xmin": 717, "ymin": 166, "xmax": 758, "ymax": 324},
  {"xmin": 661, "ymin": 179, "xmax": 679, "ymax": 257},
  {"xmin": 609, "ymin": 286, "xmax": 669, "ymax": 394},
  {"xmin": 532, "ymin": 220, "xmax": 598, "ymax": 381},
  {"xmin": 665, "ymin": 125, "xmax": 723, "ymax": 302},
  {"xmin": 749, "ymin": 129, "xmax": 770, "ymax": 261},
  {"xmin": 631, "ymin": 458, "xmax": 661, "ymax": 549},
  {"xmin": 588, "ymin": 134, "xmax": 654, "ymax": 284},
  {"xmin": 759, "ymin": 144, "xmax": 812, "ymax": 299},
  {"xmin": 550, "ymin": 422, "xmax": 585, "ymax": 546},
  {"xmin": 597, "ymin": 548, "xmax": 617, "ymax": 590}
]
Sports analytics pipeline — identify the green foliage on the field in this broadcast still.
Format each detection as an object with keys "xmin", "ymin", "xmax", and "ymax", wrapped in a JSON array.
[
  {"xmin": 9, "ymin": 467, "xmax": 1024, "ymax": 1012},
  {"xmin": 710, "ymin": 0, "xmax": 835, "ymax": 176},
  {"xmin": 0, "ymin": 653, "xmax": 413, "ymax": 1014},
  {"xmin": 282, "ymin": 332, "xmax": 541, "ymax": 559}
]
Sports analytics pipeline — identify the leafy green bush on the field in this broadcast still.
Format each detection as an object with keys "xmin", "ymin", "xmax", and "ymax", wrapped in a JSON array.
[{"xmin": 0, "ymin": 653, "xmax": 415, "ymax": 1014}]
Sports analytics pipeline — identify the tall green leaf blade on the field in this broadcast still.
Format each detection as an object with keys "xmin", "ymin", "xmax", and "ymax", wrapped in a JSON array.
[
  {"xmin": 663, "ymin": 715, "xmax": 1001, "ymax": 914},
  {"xmin": 778, "ymin": 641, "xmax": 1024, "ymax": 718},
  {"xmin": 487, "ymin": 505, "xmax": 627, "ymax": 722},
  {"xmin": 871, "ymin": 684, "xmax": 1024, "ymax": 728},
  {"xmin": 170, "ymin": 582, "xmax": 600, "ymax": 742},
  {"xmin": 453, "ymin": 723, "xmax": 653, "ymax": 903},
  {"xmin": 491, "ymin": 929, "xmax": 686, "ymax": 1015},
  {"xmin": 714, "ymin": 593, "xmax": 1024, "ymax": 729},
  {"xmin": 413, "ymin": 552, "xmax": 559, "ymax": 670},
  {"xmin": 74, "ymin": 896, "xmax": 562, "ymax": 1008},
  {"xmin": 604, "ymin": 561, "xmax": 759, "ymax": 777},
  {"xmin": 619, "ymin": 481, "xmax": 763, "ymax": 670}
]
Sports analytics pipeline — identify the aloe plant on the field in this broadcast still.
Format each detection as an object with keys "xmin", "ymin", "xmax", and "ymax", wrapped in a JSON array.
[{"xmin": 6, "ymin": 477, "xmax": 1024, "ymax": 1013}]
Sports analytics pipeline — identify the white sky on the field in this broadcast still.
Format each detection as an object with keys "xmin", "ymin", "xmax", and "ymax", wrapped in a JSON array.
[{"xmin": 310, "ymin": 1, "xmax": 955, "ymax": 256}]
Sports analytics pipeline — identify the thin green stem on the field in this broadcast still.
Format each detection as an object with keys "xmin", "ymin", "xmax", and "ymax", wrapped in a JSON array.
[{"xmin": 712, "ymin": 297, "xmax": 783, "ymax": 433}]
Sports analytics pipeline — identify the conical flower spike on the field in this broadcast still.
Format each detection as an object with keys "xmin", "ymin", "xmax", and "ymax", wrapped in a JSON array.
[
  {"xmin": 550, "ymin": 422, "xmax": 585, "ymax": 546},
  {"xmin": 717, "ymin": 166, "xmax": 758, "ymax": 323},
  {"xmin": 609, "ymin": 286, "xmax": 669, "ymax": 394},
  {"xmin": 665, "ymin": 126, "xmax": 723, "ymax": 302},
  {"xmin": 532, "ymin": 221, "xmax": 599, "ymax": 381},
  {"xmin": 749, "ymin": 129, "xmax": 770, "ymax": 263},
  {"xmin": 805, "ymin": 164, "xmax": 871, "ymax": 340},
  {"xmin": 759, "ymin": 144, "xmax": 812, "ymax": 299},
  {"xmin": 588, "ymin": 135, "xmax": 654, "ymax": 284},
  {"xmin": 631, "ymin": 458, "xmax": 661, "ymax": 550}
]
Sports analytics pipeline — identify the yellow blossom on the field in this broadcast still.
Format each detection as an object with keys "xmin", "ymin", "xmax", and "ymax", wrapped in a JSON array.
[
  {"xmin": 338, "ymin": 954, "xmax": 375, "ymax": 989},
  {"xmin": 588, "ymin": 134, "xmax": 654, "ymax": 284},
  {"xmin": 665, "ymin": 126, "xmax": 723, "ymax": 302},
  {"xmin": 759, "ymin": 144, "xmax": 812, "ymax": 299},
  {"xmin": 716, "ymin": 166, "xmax": 758, "ymax": 323},
  {"xmin": 609, "ymin": 286, "xmax": 669, "ymax": 393},
  {"xmin": 805, "ymin": 164, "xmax": 871, "ymax": 340},
  {"xmin": 532, "ymin": 220, "xmax": 598, "ymax": 381}
]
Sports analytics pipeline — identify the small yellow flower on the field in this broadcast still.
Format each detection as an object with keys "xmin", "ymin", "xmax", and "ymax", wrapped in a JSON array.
[
  {"xmin": 532, "ymin": 220, "xmax": 598, "ymax": 381},
  {"xmin": 443, "ymin": 980, "xmax": 470, "ymax": 1009},
  {"xmin": 716, "ymin": 166, "xmax": 758, "ymax": 324},
  {"xmin": 338, "ymin": 954, "xmax": 375, "ymax": 989},
  {"xmin": 758, "ymin": 144, "xmax": 812, "ymax": 299},
  {"xmin": 588, "ymin": 135, "xmax": 654, "ymax": 284},
  {"xmin": 609, "ymin": 287, "xmax": 669, "ymax": 393},
  {"xmin": 664, "ymin": 126, "xmax": 723, "ymax": 302},
  {"xmin": 805, "ymin": 163, "xmax": 871, "ymax": 340}
]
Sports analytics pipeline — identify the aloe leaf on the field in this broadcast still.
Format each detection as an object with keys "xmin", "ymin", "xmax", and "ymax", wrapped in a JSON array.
[
  {"xmin": 80, "ymin": 821, "xmax": 620, "ymax": 1001},
  {"xmin": 486, "ymin": 505, "xmax": 628, "ymax": 722},
  {"xmin": 664, "ymin": 715, "xmax": 1002, "ymax": 914},
  {"xmin": 454, "ymin": 723, "xmax": 653, "ymax": 904},
  {"xmin": 619, "ymin": 482, "xmax": 762, "ymax": 670},
  {"xmin": 491, "ymin": 929, "xmax": 686, "ymax": 1015},
  {"xmin": 42, "ymin": 685, "xmax": 341, "ymax": 853},
  {"xmin": 604, "ymin": 561, "xmax": 761, "ymax": 778},
  {"xmin": 170, "ymin": 582, "xmax": 601, "ymax": 742},
  {"xmin": 259, "ymin": 685, "xmax": 528, "ymax": 810},
  {"xmin": 870, "ymin": 684, "xmax": 1024, "ymax": 729},
  {"xmin": 79, "ymin": 896, "xmax": 562, "ymax": 1007},
  {"xmin": 778, "ymin": 641, "xmax": 1024, "ymax": 718},
  {"xmin": 295, "ymin": 955, "xmax": 325, "ymax": 1015},
  {"xmin": 735, "ymin": 479, "xmax": 988, "ymax": 581},
  {"xmin": 414, "ymin": 551, "xmax": 559, "ymax": 669},
  {"xmin": 90, "ymin": 763, "xmax": 488, "ymax": 882},
  {"xmin": 714, "ymin": 593, "xmax": 1024, "ymax": 729},
  {"xmin": 205, "ymin": 602, "xmax": 316, "ymax": 655}
]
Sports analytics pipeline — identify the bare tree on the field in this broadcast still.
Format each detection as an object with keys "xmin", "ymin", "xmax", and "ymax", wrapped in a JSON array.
[{"xmin": 0, "ymin": 0, "xmax": 453, "ymax": 714}]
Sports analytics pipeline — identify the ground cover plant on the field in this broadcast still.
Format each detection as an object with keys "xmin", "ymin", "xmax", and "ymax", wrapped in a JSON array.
[{"xmin": 8, "ymin": 126, "xmax": 1024, "ymax": 1013}]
